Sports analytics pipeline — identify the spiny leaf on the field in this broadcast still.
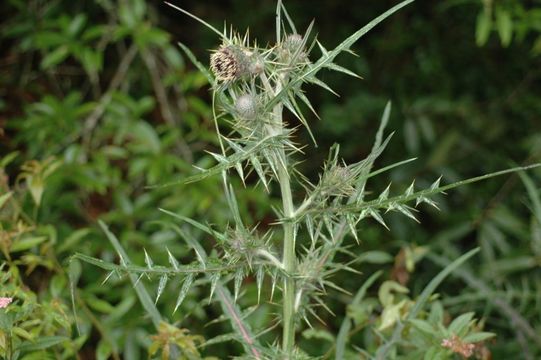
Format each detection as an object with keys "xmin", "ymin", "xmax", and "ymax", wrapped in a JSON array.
[
  {"xmin": 201, "ymin": 333, "xmax": 239, "ymax": 348},
  {"xmin": 305, "ymin": 76, "xmax": 339, "ymax": 96},
  {"xmin": 101, "ymin": 271, "xmax": 115, "ymax": 285},
  {"xmin": 277, "ymin": 0, "xmax": 300, "ymax": 37},
  {"xmin": 317, "ymin": 40, "xmax": 329, "ymax": 57},
  {"xmin": 174, "ymin": 227, "xmax": 262, "ymax": 357},
  {"xmin": 144, "ymin": 248, "xmax": 154, "ymax": 269},
  {"xmin": 72, "ymin": 252, "xmax": 232, "ymax": 275},
  {"xmin": 167, "ymin": 248, "xmax": 179, "ymax": 270},
  {"xmin": 367, "ymin": 208, "xmax": 388, "ymax": 230},
  {"xmin": 155, "ymin": 275, "xmax": 168, "ymax": 304},
  {"xmin": 208, "ymin": 151, "xmax": 227, "ymax": 163},
  {"xmin": 266, "ymin": 0, "xmax": 415, "ymax": 110},
  {"xmin": 346, "ymin": 214, "xmax": 359, "ymax": 243},
  {"xmin": 378, "ymin": 184, "xmax": 391, "ymax": 201},
  {"xmin": 177, "ymin": 42, "xmax": 214, "ymax": 83},
  {"xmin": 250, "ymin": 155, "xmax": 269, "ymax": 191},
  {"xmin": 328, "ymin": 164, "xmax": 541, "ymax": 217},
  {"xmin": 165, "ymin": 2, "xmax": 225, "ymax": 40},
  {"xmin": 209, "ymin": 273, "xmax": 221, "ymax": 303},
  {"xmin": 174, "ymin": 273, "xmax": 195, "ymax": 313},
  {"xmin": 270, "ymin": 269, "xmax": 278, "ymax": 301},
  {"xmin": 430, "ymin": 176, "xmax": 442, "ymax": 191},
  {"xmin": 324, "ymin": 62, "xmax": 363, "ymax": 79},
  {"xmin": 405, "ymin": 181, "xmax": 415, "ymax": 197},
  {"xmin": 160, "ymin": 208, "xmax": 226, "ymax": 241},
  {"xmin": 393, "ymin": 204, "xmax": 419, "ymax": 223},
  {"xmin": 416, "ymin": 196, "xmax": 440, "ymax": 210},
  {"xmin": 97, "ymin": 221, "xmax": 162, "ymax": 328},
  {"xmin": 234, "ymin": 268, "xmax": 244, "ymax": 301},
  {"xmin": 151, "ymin": 134, "xmax": 284, "ymax": 188},
  {"xmin": 256, "ymin": 266, "xmax": 264, "ymax": 304}
]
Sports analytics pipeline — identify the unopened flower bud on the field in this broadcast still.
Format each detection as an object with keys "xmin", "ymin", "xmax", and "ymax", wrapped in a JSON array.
[
  {"xmin": 283, "ymin": 34, "xmax": 304, "ymax": 52},
  {"xmin": 235, "ymin": 94, "xmax": 257, "ymax": 121},
  {"xmin": 322, "ymin": 165, "xmax": 355, "ymax": 197},
  {"xmin": 277, "ymin": 34, "xmax": 308, "ymax": 65}
]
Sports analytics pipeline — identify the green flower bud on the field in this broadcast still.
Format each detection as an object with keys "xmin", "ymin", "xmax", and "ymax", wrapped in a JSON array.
[
  {"xmin": 321, "ymin": 165, "xmax": 355, "ymax": 197},
  {"xmin": 277, "ymin": 34, "xmax": 309, "ymax": 65},
  {"xmin": 235, "ymin": 93, "xmax": 257, "ymax": 121}
]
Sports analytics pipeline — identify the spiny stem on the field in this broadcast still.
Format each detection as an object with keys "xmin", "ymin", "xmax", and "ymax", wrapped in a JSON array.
[
  {"xmin": 280, "ymin": 164, "xmax": 296, "ymax": 356},
  {"xmin": 269, "ymin": 75, "xmax": 297, "ymax": 357}
]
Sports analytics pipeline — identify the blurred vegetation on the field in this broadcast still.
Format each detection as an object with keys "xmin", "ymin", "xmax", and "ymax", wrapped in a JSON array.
[{"xmin": 0, "ymin": 0, "xmax": 540, "ymax": 359}]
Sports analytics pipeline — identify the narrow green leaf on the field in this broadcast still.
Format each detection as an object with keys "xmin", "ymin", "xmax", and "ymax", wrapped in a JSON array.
[
  {"xmin": 11, "ymin": 236, "xmax": 47, "ymax": 252},
  {"xmin": 18, "ymin": 336, "xmax": 69, "ymax": 352},
  {"xmin": 177, "ymin": 42, "xmax": 214, "ymax": 83},
  {"xmin": 447, "ymin": 313, "xmax": 474, "ymax": 338},
  {"xmin": 463, "ymin": 332, "xmax": 496, "ymax": 343},
  {"xmin": 409, "ymin": 319, "xmax": 435, "ymax": 335},
  {"xmin": 476, "ymin": 9, "xmax": 492, "ymax": 46},
  {"xmin": 41, "ymin": 45, "xmax": 69, "ymax": 69},
  {"xmin": 495, "ymin": 7, "xmax": 513, "ymax": 47}
]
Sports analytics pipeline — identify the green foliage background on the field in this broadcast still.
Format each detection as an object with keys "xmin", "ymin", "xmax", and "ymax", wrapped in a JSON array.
[{"xmin": 0, "ymin": 0, "xmax": 540, "ymax": 358}]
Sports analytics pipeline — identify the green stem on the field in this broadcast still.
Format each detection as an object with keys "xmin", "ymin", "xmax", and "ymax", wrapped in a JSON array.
[
  {"xmin": 273, "ymin": 78, "xmax": 297, "ymax": 357},
  {"xmin": 261, "ymin": 70, "xmax": 296, "ymax": 357},
  {"xmin": 280, "ymin": 165, "xmax": 296, "ymax": 356}
]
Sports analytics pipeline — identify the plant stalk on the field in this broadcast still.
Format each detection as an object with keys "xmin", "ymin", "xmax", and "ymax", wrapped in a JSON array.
[
  {"xmin": 280, "ymin": 166, "xmax": 296, "ymax": 356},
  {"xmin": 261, "ymin": 70, "xmax": 297, "ymax": 356},
  {"xmin": 267, "ymin": 75, "xmax": 297, "ymax": 357}
]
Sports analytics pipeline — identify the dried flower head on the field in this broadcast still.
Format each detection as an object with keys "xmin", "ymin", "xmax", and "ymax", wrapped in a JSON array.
[
  {"xmin": 210, "ymin": 45, "xmax": 251, "ymax": 82},
  {"xmin": 441, "ymin": 334, "xmax": 475, "ymax": 358}
]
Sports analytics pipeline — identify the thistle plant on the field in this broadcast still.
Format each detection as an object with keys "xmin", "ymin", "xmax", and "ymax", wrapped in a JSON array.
[{"xmin": 71, "ymin": 0, "xmax": 541, "ymax": 358}]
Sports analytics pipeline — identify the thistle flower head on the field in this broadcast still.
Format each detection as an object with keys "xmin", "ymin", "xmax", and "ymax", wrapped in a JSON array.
[
  {"xmin": 210, "ymin": 45, "xmax": 251, "ymax": 82},
  {"xmin": 320, "ymin": 165, "xmax": 356, "ymax": 197},
  {"xmin": 283, "ymin": 34, "xmax": 304, "ymax": 52},
  {"xmin": 277, "ymin": 33, "xmax": 309, "ymax": 66},
  {"xmin": 222, "ymin": 227, "xmax": 262, "ymax": 266}
]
